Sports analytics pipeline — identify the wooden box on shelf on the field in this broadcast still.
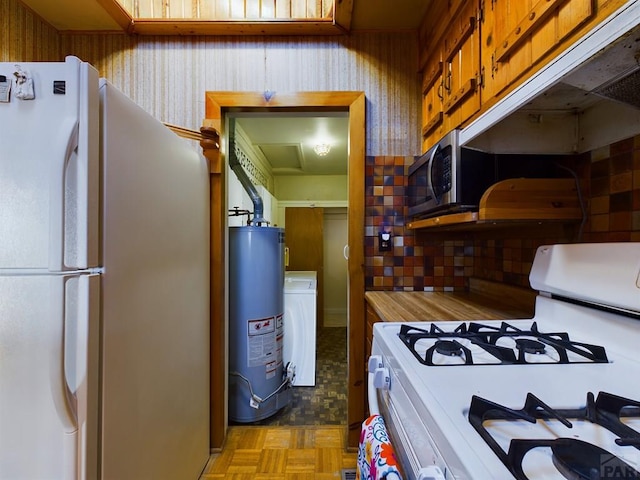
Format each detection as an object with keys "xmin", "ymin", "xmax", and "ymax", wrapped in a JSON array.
[{"xmin": 406, "ymin": 178, "xmax": 582, "ymax": 231}]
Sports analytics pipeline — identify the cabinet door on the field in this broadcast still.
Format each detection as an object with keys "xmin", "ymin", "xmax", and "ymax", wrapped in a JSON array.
[
  {"xmin": 442, "ymin": 0, "xmax": 481, "ymax": 132},
  {"xmin": 482, "ymin": 0, "xmax": 594, "ymax": 102},
  {"xmin": 421, "ymin": 49, "xmax": 444, "ymax": 151},
  {"xmin": 365, "ymin": 302, "xmax": 383, "ymax": 355}
]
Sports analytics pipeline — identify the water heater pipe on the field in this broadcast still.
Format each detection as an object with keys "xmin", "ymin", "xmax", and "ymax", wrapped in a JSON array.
[{"xmin": 228, "ymin": 118, "xmax": 266, "ymax": 225}]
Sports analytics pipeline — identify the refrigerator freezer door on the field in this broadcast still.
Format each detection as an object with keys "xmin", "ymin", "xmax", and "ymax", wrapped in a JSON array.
[
  {"xmin": 0, "ymin": 273, "xmax": 100, "ymax": 480},
  {"xmin": 0, "ymin": 57, "xmax": 99, "ymax": 271},
  {"xmin": 99, "ymin": 80, "xmax": 209, "ymax": 480}
]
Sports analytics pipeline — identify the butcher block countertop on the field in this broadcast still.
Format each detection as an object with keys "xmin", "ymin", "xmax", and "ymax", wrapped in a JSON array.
[{"xmin": 365, "ymin": 278, "xmax": 536, "ymax": 322}]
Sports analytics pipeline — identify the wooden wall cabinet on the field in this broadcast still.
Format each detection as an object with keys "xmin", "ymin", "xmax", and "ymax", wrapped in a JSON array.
[
  {"xmin": 441, "ymin": 0, "xmax": 482, "ymax": 136},
  {"xmin": 480, "ymin": 0, "xmax": 595, "ymax": 104},
  {"xmin": 419, "ymin": 0, "xmax": 629, "ymax": 153},
  {"xmin": 366, "ymin": 302, "xmax": 382, "ymax": 356},
  {"xmin": 421, "ymin": 49, "xmax": 444, "ymax": 150}
]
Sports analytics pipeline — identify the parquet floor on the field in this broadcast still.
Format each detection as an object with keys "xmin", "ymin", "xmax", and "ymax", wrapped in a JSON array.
[
  {"xmin": 200, "ymin": 326, "xmax": 355, "ymax": 478},
  {"xmin": 250, "ymin": 327, "xmax": 348, "ymax": 426},
  {"xmin": 199, "ymin": 425, "xmax": 357, "ymax": 479}
]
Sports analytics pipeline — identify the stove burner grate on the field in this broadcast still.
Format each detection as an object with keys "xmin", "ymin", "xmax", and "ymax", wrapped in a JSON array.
[
  {"xmin": 515, "ymin": 338, "xmax": 546, "ymax": 354},
  {"xmin": 397, "ymin": 322, "xmax": 609, "ymax": 366},
  {"xmin": 434, "ymin": 339, "xmax": 464, "ymax": 357},
  {"xmin": 468, "ymin": 392, "xmax": 640, "ymax": 480}
]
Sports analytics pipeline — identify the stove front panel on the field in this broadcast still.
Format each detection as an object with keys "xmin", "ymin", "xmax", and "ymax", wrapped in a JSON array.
[{"xmin": 370, "ymin": 298, "xmax": 640, "ymax": 479}]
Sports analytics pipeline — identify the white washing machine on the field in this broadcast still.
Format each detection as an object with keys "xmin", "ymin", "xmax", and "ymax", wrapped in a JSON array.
[{"xmin": 283, "ymin": 271, "xmax": 317, "ymax": 386}]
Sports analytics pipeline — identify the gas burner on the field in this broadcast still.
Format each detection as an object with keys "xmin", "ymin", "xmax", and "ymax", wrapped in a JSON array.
[
  {"xmin": 551, "ymin": 439, "xmax": 624, "ymax": 479},
  {"xmin": 468, "ymin": 392, "xmax": 640, "ymax": 480},
  {"xmin": 434, "ymin": 340, "xmax": 464, "ymax": 357},
  {"xmin": 397, "ymin": 322, "xmax": 609, "ymax": 366},
  {"xmin": 515, "ymin": 338, "xmax": 546, "ymax": 354}
]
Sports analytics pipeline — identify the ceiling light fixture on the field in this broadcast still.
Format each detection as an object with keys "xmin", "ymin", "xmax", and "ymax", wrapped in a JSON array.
[{"xmin": 313, "ymin": 143, "xmax": 331, "ymax": 156}]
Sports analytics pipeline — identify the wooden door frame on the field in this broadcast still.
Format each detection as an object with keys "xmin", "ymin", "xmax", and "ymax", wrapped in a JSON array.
[{"xmin": 203, "ymin": 91, "xmax": 366, "ymax": 450}]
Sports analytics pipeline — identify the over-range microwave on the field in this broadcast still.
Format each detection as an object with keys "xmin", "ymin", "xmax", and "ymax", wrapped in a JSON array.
[
  {"xmin": 407, "ymin": 129, "xmax": 566, "ymax": 219},
  {"xmin": 407, "ymin": 130, "xmax": 496, "ymax": 218}
]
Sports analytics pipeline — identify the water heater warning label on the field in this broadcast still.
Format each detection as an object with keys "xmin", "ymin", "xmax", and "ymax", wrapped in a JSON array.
[{"xmin": 247, "ymin": 317, "xmax": 276, "ymax": 368}]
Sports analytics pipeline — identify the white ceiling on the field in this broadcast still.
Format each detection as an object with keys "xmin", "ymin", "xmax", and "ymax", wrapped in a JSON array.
[{"xmin": 235, "ymin": 114, "xmax": 349, "ymax": 176}]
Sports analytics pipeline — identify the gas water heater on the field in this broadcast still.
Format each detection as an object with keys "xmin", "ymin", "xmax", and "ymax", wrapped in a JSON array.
[{"xmin": 227, "ymin": 118, "xmax": 292, "ymax": 423}]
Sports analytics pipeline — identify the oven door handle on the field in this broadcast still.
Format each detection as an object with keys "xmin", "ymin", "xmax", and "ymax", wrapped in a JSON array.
[
  {"xmin": 367, "ymin": 355, "xmax": 382, "ymax": 415},
  {"xmin": 367, "ymin": 371, "xmax": 380, "ymax": 415}
]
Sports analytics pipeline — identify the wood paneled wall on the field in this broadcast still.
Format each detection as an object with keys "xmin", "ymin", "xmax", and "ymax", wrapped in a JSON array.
[{"xmin": 0, "ymin": 0, "xmax": 59, "ymax": 61}]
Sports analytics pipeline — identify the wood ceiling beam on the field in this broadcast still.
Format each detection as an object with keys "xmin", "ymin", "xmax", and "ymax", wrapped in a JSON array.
[
  {"xmin": 130, "ymin": 19, "xmax": 341, "ymax": 36},
  {"xmin": 95, "ymin": 0, "xmax": 349, "ymax": 36},
  {"xmin": 334, "ymin": 0, "xmax": 354, "ymax": 33},
  {"xmin": 96, "ymin": 0, "xmax": 133, "ymax": 33}
]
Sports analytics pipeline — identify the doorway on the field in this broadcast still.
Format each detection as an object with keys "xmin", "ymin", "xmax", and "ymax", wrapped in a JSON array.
[{"xmin": 204, "ymin": 91, "xmax": 365, "ymax": 449}]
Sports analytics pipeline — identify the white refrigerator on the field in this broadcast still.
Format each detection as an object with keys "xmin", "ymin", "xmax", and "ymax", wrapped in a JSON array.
[{"xmin": 0, "ymin": 57, "xmax": 210, "ymax": 480}]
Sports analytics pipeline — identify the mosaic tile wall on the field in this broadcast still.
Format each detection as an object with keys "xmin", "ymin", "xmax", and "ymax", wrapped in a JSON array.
[
  {"xmin": 584, "ymin": 135, "xmax": 640, "ymax": 243},
  {"xmin": 364, "ymin": 134, "xmax": 640, "ymax": 291},
  {"xmin": 365, "ymin": 155, "xmax": 474, "ymax": 292}
]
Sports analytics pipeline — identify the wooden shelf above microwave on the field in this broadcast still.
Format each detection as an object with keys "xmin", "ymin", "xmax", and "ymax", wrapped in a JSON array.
[{"xmin": 406, "ymin": 178, "xmax": 583, "ymax": 231}]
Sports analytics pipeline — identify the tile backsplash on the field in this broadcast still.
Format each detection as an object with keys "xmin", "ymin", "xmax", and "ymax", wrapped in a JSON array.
[{"xmin": 365, "ymin": 134, "xmax": 640, "ymax": 291}]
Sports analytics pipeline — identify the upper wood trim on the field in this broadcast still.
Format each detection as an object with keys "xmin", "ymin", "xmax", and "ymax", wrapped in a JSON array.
[
  {"xmin": 130, "ymin": 18, "xmax": 341, "ymax": 36},
  {"xmin": 96, "ymin": 0, "xmax": 134, "ymax": 32},
  {"xmin": 334, "ymin": 0, "xmax": 354, "ymax": 32},
  {"xmin": 205, "ymin": 91, "xmax": 364, "ymax": 110}
]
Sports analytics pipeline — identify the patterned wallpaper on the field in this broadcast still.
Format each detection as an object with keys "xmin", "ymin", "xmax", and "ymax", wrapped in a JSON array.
[{"xmin": 58, "ymin": 32, "xmax": 422, "ymax": 157}]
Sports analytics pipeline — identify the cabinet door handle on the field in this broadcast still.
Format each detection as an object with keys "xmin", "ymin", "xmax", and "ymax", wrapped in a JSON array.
[{"xmin": 444, "ymin": 70, "xmax": 452, "ymax": 93}]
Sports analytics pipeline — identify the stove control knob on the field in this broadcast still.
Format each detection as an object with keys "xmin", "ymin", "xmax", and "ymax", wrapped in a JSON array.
[
  {"xmin": 368, "ymin": 355, "xmax": 383, "ymax": 372},
  {"xmin": 373, "ymin": 367, "xmax": 390, "ymax": 390},
  {"xmin": 417, "ymin": 466, "xmax": 445, "ymax": 480}
]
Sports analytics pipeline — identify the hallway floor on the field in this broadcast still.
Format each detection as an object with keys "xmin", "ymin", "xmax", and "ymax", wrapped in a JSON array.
[
  {"xmin": 252, "ymin": 326, "xmax": 348, "ymax": 426},
  {"xmin": 199, "ymin": 425, "xmax": 357, "ymax": 479},
  {"xmin": 200, "ymin": 326, "xmax": 354, "ymax": 478}
]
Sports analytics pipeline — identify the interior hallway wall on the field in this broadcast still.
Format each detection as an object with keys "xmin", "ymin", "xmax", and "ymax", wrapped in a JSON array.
[{"xmin": 323, "ymin": 208, "xmax": 348, "ymax": 327}]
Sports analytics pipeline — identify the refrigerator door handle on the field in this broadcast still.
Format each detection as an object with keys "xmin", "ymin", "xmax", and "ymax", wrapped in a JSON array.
[
  {"xmin": 49, "ymin": 119, "xmax": 80, "ymax": 272},
  {"xmin": 48, "ymin": 275, "xmax": 79, "ymax": 433}
]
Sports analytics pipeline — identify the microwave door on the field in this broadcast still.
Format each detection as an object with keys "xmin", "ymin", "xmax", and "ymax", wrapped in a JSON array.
[{"xmin": 426, "ymin": 144, "xmax": 440, "ymax": 205}]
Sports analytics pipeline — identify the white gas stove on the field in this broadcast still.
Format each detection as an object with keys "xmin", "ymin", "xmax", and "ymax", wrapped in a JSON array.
[{"xmin": 369, "ymin": 243, "xmax": 640, "ymax": 480}]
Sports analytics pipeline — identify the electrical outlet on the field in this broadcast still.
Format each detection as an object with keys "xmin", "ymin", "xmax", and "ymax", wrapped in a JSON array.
[{"xmin": 378, "ymin": 232, "xmax": 392, "ymax": 252}]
